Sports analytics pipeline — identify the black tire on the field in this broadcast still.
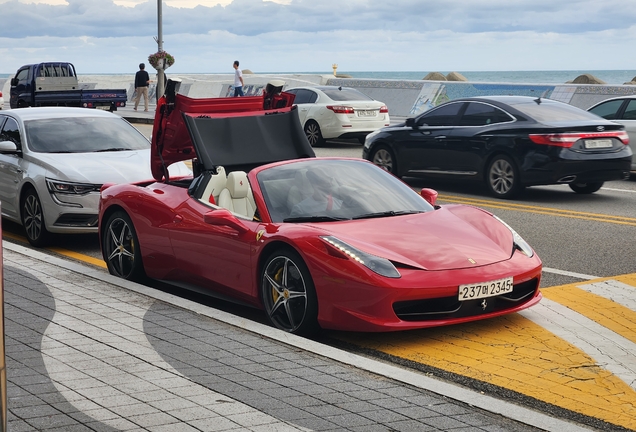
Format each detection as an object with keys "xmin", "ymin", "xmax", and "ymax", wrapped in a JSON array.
[
  {"xmin": 17, "ymin": 100, "xmax": 29, "ymax": 108},
  {"xmin": 369, "ymin": 144, "xmax": 398, "ymax": 175},
  {"xmin": 486, "ymin": 155, "xmax": 522, "ymax": 199},
  {"xmin": 21, "ymin": 188, "xmax": 49, "ymax": 247},
  {"xmin": 303, "ymin": 121, "xmax": 325, "ymax": 147},
  {"xmin": 261, "ymin": 248, "xmax": 319, "ymax": 336},
  {"xmin": 102, "ymin": 210, "xmax": 147, "ymax": 282},
  {"xmin": 569, "ymin": 182, "xmax": 604, "ymax": 194}
]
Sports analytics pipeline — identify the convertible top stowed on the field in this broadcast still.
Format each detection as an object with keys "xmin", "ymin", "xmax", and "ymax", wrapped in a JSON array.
[{"xmin": 151, "ymin": 79, "xmax": 315, "ymax": 181}]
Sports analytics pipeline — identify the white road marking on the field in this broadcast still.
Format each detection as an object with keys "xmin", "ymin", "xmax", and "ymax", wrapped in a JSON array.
[
  {"xmin": 32, "ymin": 263, "xmax": 308, "ymax": 431},
  {"xmin": 577, "ymin": 280, "xmax": 636, "ymax": 310},
  {"xmin": 542, "ymin": 267, "xmax": 599, "ymax": 280},
  {"xmin": 520, "ymin": 295, "xmax": 636, "ymax": 389}
]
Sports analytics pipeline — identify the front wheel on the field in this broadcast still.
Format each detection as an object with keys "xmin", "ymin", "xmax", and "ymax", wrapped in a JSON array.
[
  {"xmin": 21, "ymin": 188, "xmax": 49, "ymax": 247},
  {"xmin": 486, "ymin": 155, "xmax": 522, "ymax": 199},
  {"xmin": 569, "ymin": 182, "xmax": 603, "ymax": 194},
  {"xmin": 102, "ymin": 211, "xmax": 146, "ymax": 282},
  {"xmin": 261, "ymin": 249, "xmax": 319, "ymax": 336},
  {"xmin": 303, "ymin": 121, "xmax": 325, "ymax": 147},
  {"xmin": 369, "ymin": 144, "xmax": 398, "ymax": 175}
]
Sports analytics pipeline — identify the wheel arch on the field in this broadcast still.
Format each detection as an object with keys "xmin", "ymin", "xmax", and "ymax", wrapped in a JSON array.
[
  {"xmin": 256, "ymin": 240, "xmax": 303, "ymax": 304},
  {"xmin": 367, "ymin": 140, "xmax": 400, "ymax": 176},
  {"xmin": 482, "ymin": 150, "xmax": 522, "ymax": 183},
  {"xmin": 18, "ymin": 181, "xmax": 40, "ymax": 220}
]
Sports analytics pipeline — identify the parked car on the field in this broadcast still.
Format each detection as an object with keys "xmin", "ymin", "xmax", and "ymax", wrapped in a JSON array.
[
  {"xmin": 99, "ymin": 83, "xmax": 542, "ymax": 336},
  {"xmin": 0, "ymin": 107, "xmax": 191, "ymax": 246},
  {"xmin": 285, "ymin": 85, "xmax": 390, "ymax": 146},
  {"xmin": 10, "ymin": 62, "xmax": 127, "ymax": 111},
  {"xmin": 363, "ymin": 96, "xmax": 632, "ymax": 199},
  {"xmin": 587, "ymin": 95, "xmax": 636, "ymax": 172}
]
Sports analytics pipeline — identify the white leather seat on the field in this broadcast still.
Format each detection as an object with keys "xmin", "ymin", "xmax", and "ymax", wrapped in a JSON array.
[
  {"xmin": 200, "ymin": 166, "xmax": 226, "ymax": 205},
  {"xmin": 217, "ymin": 171, "xmax": 255, "ymax": 219}
]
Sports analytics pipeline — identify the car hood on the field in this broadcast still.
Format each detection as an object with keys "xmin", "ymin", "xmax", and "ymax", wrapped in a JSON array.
[
  {"xmin": 28, "ymin": 150, "xmax": 156, "ymax": 184},
  {"xmin": 151, "ymin": 89, "xmax": 314, "ymax": 181},
  {"xmin": 312, "ymin": 205, "xmax": 515, "ymax": 271}
]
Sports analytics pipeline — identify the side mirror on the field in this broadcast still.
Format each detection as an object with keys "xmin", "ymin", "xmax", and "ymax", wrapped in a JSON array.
[
  {"xmin": 0, "ymin": 141, "xmax": 18, "ymax": 154},
  {"xmin": 203, "ymin": 208, "xmax": 248, "ymax": 233},
  {"xmin": 420, "ymin": 188, "xmax": 438, "ymax": 206},
  {"xmin": 405, "ymin": 118, "xmax": 416, "ymax": 128},
  {"xmin": 10, "ymin": 78, "xmax": 18, "ymax": 87}
]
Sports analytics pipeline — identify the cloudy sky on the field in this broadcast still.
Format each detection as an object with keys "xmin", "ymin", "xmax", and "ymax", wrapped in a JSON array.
[{"xmin": 1, "ymin": 0, "xmax": 635, "ymax": 75}]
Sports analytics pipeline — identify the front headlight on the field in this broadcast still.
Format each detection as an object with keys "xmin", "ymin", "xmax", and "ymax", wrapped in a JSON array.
[
  {"xmin": 46, "ymin": 179, "xmax": 101, "ymax": 195},
  {"xmin": 493, "ymin": 215, "xmax": 534, "ymax": 258},
  {"xmin": 321, "ymin": 236, "xmax": 401, "ymax": 278}
]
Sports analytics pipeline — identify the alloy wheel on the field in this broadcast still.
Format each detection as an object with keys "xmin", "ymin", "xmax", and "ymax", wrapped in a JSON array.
[
  {"xmin": 488, "ymin": 157, "xmax": 516, "ymax": 196},
  {"xmin": 22, "ymin": 191, "xmax": 46, "ymax": 246},
  {"xmin": 372, "ymin": 147, "xmax": 394, "ymax": 173},
  {"xmin": 104, "ymin": 215, "xmax": 138, "ymax": 279}
]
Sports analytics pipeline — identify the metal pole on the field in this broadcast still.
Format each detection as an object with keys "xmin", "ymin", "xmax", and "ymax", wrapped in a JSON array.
[{"xmin": 157, "ymin": 0, "xmax": 165, "ymax": 100}]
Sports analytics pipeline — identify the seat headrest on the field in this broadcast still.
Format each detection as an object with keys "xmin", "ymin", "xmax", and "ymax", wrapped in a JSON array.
[{"xmin": 226, "ymin": 171, "xmax": 249, "ymax": 199}]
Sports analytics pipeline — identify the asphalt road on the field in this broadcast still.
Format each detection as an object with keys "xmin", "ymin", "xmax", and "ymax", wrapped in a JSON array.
[{"xmin": 3, "ymin": 124, "xmax": 636, "ymax": 431}]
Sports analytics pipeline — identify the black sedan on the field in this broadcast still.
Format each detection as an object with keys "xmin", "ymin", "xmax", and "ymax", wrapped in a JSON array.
[{"xmin": 362, "ymin": 96, "xmax": 632, "ymax": 199}]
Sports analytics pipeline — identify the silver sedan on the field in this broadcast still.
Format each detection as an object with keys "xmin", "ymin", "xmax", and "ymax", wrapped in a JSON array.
[{"xmin": 0, "ymin": 107, "xmax": 191, "ymax": 246}]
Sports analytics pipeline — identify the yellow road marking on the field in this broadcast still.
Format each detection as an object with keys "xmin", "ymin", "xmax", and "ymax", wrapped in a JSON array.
[
  {"xmin": 337, "ymin": 282, "xmax": 636, "ymax": 429},
  {"xmin": 438, "ymin": 194, "xmax": 636, "ymax": 227},
  {"xmin": 2, "ymin": 232, "xmax": 107, "ymax": 269}
]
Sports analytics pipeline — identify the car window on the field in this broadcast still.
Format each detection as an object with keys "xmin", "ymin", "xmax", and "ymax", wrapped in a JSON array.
[
  {"xmin": 623, "ymin": 100, "xmax": 636, "ymax": 120},
  {"xmin": 292, "ymin": 89, "xmax": 316, "ymax": 104},
  {"xmin": 320, "ymin": 87, "xmax": 372, "ymax": 101},
  {"xmin": 24, "ymin": 117, "xmax": 150, "ymax": 153},
  {"xmin": 458, "ymin": 102, "xmax": 513, "ymax": 126},
  {"xmin": 418, "ymin": 102, "xmax": 464, "ymax": 126},
  {"xmin": 15, "ymin": 68, "xmax": 29, "ymax": 81},
  {"xmin": 0, "ymin": 117, "xmax": 22, "ymax": 147},
  {"xmin": 588, "ymin": 99, "xmax": 625, "ymax": 120}
]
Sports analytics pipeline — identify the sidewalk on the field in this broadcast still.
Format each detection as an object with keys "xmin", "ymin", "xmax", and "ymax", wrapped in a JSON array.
[{"xmin": 2, "ymin": 241, "xmax": 595, "ymax": 432}]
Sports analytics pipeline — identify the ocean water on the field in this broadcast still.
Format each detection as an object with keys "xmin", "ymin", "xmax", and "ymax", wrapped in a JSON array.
[{"xmin": 2, "ymin": 70, "xmax": 635, "ymax": 84}]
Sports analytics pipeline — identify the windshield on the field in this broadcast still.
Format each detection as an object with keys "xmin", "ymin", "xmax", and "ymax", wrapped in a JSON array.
[
  {"xmin": 25, "ymin": 117, "xmax": 150, "ymax": 153},
  {"xmin": 257, "ymin": 159, "xmax": 434, "ymax": 223},
  {"xmin": 511, "ymin": 100, "xmax": 602, "ymax": 123}
]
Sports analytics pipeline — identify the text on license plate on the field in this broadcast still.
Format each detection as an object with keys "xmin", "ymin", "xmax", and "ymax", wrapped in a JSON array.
[
  {"xmin": 458, "ymin": 277, "xmax": 513, "ymax": 301},
  {"xmin": 96, "ymin": 105, "xmax": 110, "ymax": 110},
  {"xmin": 584, "ymin": 139, "xmax": 613, "ymax": 149},
  {"xmin": 357, "ymin": 110, "xmax": 377, "ymax": 117}
]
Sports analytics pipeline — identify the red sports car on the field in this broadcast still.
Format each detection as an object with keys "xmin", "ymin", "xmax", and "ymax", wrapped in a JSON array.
[{"xmin": 99, "ymin": 80, "xmax": 542, "ymax": 335}]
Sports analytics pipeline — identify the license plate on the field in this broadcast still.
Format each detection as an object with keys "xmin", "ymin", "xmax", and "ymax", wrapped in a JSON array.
[
  {"xmin": 96, "ymin": 105, "xmax": 110, "ymax": 110},
  {"xmin": 357, "ymin": 110, "xmax": 376, "ymax": 117},
  {"xmin": 458, "ymin": 277, "xmax": 513, "ymax": 301},
  {"xmin": 584, "ymin": 139, "xmax": 613, "ymax": 149}
]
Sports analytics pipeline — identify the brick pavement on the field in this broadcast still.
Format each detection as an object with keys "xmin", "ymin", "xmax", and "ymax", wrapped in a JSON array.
[{"xmin": 2, "ymin": 242, "xmax": 595, "ymax": 431}]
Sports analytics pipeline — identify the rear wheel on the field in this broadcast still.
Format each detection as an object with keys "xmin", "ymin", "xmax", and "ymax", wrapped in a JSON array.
[
  {"xmin": 102, "ymin": 211, "xmax": 146, "ymax": 282},
  {"xmin": 21, "ymin": 188, "xmax": 49, "ymax": 247},
  {"xmin": 369, "ymin": 145, "xmax": 398, "ymax": 175},
  {"xmin": 486, "ymin": 155, "xmax": 522, "ymax": 199},
  {"xmin": 261, "ymin": 249, "xmax": 319, "ymax": 336},
  {"xmin": 304, "ymin": 121, "xmax": 325, "ymax": 147},
  {"xmin": 569, "ymin": 182, "xmax": 604, "ymax": 194}
]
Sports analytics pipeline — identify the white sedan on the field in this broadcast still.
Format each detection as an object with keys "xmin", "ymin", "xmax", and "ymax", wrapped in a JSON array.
[
  {"xmin": 285, "ymin": 86, "xmax": 390, "ymax": 146},
  {"xmin": 0, "ymin": 107, "xmax": 191, "ymax": 246}
]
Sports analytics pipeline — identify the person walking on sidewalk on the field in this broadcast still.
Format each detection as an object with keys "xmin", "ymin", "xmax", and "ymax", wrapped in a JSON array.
[
  {"xmin": 134, "ymin": 63, "xmax": 150, "ymax": 111},
  {"xmin": 233, "ymin": 60, "xmax": 244, "ymax": 97}
]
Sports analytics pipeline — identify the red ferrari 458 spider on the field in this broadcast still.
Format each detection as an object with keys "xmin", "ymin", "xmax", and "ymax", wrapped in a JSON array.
[{"xmin": 99, "ymin": 80, "xmax": 542, "ymax": 335}]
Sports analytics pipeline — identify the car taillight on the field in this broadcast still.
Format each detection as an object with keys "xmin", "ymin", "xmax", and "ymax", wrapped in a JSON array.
[
  {"xmin": 327, "ymin": 105, "xmax": 355, "ymax": 114},
  {"xmin": 379, "ymin": 105, "xmax": 388, "ymax": 113},
  {"xmin": 529, "ymin": 131, "xmax": 630, "ymax": 147}
]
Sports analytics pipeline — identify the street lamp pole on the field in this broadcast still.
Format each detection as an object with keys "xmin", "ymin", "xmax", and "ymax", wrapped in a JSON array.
[{"xmin": 156, "ymin": 0, "xmax": 165, "ymax": 100}]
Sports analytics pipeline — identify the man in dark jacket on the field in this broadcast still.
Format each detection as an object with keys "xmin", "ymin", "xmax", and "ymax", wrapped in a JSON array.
[{"xmin": 134, "ymin": 63, "xmax": 150, "ymax": 111}]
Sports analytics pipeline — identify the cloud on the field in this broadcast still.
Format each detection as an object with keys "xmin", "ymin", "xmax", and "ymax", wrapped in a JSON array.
[{"xmin": 0, "ymin": 0, "xmax": 635, "ymax": 74}]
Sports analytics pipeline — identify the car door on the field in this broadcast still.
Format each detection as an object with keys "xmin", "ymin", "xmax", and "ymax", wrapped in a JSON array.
[
  {"xmin": 292, "ymin": 89, "xmax": 318, "ymax": 126},
  {"xmin": 589, "ymin": 98, "xmax": 636, "ymax": 168},
  {"xmin": 168, "ymin": 198, "xmax": 259, "ymax": 304},
  {"xmin": 0, "ymin": 116, "xmax": 25, "ymax": 219},
  {"xmin": 398, "ymin": 101, "xmax": 463, "ymax": 175},
  {"xmin": 447, "ymin": 102, "xmax": 515, "ymax": 174}
]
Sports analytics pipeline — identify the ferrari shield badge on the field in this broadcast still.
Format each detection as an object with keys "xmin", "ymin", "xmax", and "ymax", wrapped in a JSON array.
[{"xmin": 256, "ymin": 230, "xmax": 265, "ymax": 242}]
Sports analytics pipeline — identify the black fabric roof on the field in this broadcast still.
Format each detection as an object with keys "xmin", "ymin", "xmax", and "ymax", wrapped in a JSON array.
[{"xmin": 184, "ymin": 107, "xmax": 315, "ymax": 172}]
